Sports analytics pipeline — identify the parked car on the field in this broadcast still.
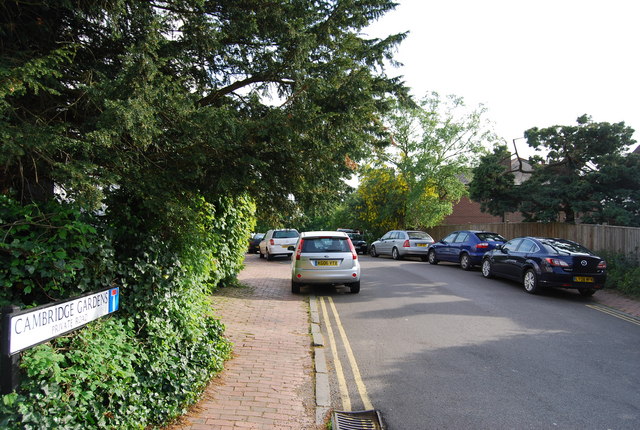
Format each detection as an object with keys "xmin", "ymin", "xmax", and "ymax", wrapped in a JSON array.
[
  {"xmin": 346, "ymin": 232, "xmax": 368, "ymax": 255},
  {"xmin": 290, "ymin": 231, "xmax": 361, "ymax": 294},
  {"xmin": 427, "ymin": 230, "xmax": 507, "ymax": 270},
  {"xmin": 481, "ymin": 237, "xmax": 606, "ymax": 296},
  {"xmin": 259, "ymin": 229, "xmax": 300, "ymax": 260},
  {"xmin": 248, "ymin": 233, "xmax": 265, "ymax": 254},
  {"xmin": 369, "ymin": 230, "xmax": 434, "ymax": 261}
]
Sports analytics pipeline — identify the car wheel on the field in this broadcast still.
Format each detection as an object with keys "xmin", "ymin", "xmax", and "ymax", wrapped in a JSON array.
[
  {"xmin": 523, "ymin": 269, "xmax": 539, "ymax": 294},
  {"xmin": 348, "ymin": 281, "xmax": 360, "ymax": 294},
  {"xmin": 579, "ymin": 288, "xmax": 596, "ymax": 297},
  {"xmin": 392, "ymin": 247, "xmax": 402, "ymax": 260},
  {"xmin": 291, "ymin": 281, "xmax": 300, "ymax": 294},
  {"xmin": 259, "ymin": 251, "xmax": 265, "ymax": 259},
  {"xmin": 460, "ymin": 253, "xmax": 472, "ymax": 271},
  {"xmin": 428, "ymin": 250, "xmax": 438, "ymax": 265},
  {"xmin": 369, "ymin": 246, "xmax": 378, "ymax": 257},
  {"xmin": 266, "ymin": 251, "xmax": 273, "ymax": 261},
  {"xmin": 481, "ymin": 259, "xmax": 493, "ymax": 278}
]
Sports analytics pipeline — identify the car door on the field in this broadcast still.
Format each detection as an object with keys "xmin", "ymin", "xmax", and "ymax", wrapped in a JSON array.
[
  {"xmin": 511, "ymin": 239, "xmax": 539, "ymax": 277},
  {"xmin": 377, "ymin": 231, "xmax": 394, "ymax": 255},
  {"xmin": 491, "ymin": 238, "xmax": 523, "ymax": 279},
  {"xmin": 438, "ymin": 232, "xmax": 459, "ymax": 262},
  {"xmin": 450, "ymin": 231, "xmax": 469, "ymax": 262}
]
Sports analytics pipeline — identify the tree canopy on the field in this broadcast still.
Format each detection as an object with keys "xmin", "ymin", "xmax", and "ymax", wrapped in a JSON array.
[
  {"xmin": 1, "ymin": 0, "xmax": 408, "ymax": 221},
  {"xmin": 351, "ymin": 92, "xmax": 496, "ymax": 235},
  {"xmin": 469, "ymin": 115, "xmax": 639, "ymax": 225}
]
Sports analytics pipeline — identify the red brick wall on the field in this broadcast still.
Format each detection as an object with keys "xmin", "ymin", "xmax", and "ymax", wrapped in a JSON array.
[{"xmin": 443, "ymin": 197, "xmax": 523, "ymax": 225}]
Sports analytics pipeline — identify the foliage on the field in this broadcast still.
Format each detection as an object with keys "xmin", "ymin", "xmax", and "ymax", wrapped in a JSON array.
[
  {"xmin": 471, "ymin": 116, "xmax": 638, "ymax": 225},
  {"xmin": 356, "ymin": 92, "xmax": 496, "ymax": 232},
  {"xmin": 0, "ymin": 195, "xmax": 115, "ymax": 307},
  {"xmin": 0, "ymin": 194, "xmax": 250, "ymax": 428},
  {"xmin": 468, "ymin": 145, "xmax": 519, "ymax": 219},
  {"xmin": 597, "ymin": 251, "xmax": 640, "ymax": 298}
]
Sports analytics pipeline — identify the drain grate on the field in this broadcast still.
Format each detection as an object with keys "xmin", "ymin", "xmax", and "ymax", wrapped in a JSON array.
[{"xmin": 332, "ymin": 410, "xmax": 384, "ymax": 430}]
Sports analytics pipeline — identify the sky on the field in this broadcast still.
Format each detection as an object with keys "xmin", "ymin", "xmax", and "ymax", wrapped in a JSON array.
[{"xmin": 364, "ymin": 0, "xmax": 640, "ymax": 156}]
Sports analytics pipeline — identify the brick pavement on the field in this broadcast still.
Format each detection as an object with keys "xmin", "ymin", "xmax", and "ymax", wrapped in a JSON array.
[
  {"xmin": 168, "ymin": 254, "xmax": 318, "ymax": 430},
  {"xmin": 594, "ymin": 289, "xmax": 640, "ymax": 319}
]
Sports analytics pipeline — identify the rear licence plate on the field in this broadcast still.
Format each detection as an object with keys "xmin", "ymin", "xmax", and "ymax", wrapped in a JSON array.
[
  {"xmin": 416, "ymin": 243, "xmax": 427, "ymax": 247},
  {"xmin": 574, "ymin": 276, "xmax": 594, "ymax": 283},
  {"xmin": 281, "ymin": 244, "xmax": 291, "ymax": 248},
  {"xmin": 316, "ymin": 260, "xmax": 338, "ymax": 266}
]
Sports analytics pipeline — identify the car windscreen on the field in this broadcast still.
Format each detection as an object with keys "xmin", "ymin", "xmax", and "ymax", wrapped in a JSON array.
[
  {"xmin": 348, "ymin": 233, "xmax": 364, "ymax": 241},
  {"xmin": 273, "ymin": 230, "xmax": 299, "ymax": 239},
  {"xmin": 408, "ymin": 231, "xmax": 433, "ymax": 240},
  {"xmin": 540, "ymin": 239, "xmax": 592, "ymax": 255},
  {"xmin": 302, "ymin": 237, "xmax": 350, "ymax": 253},
  {"xmin": 476, "ymin": 232, "xmax": 506, "ymax": 242}
]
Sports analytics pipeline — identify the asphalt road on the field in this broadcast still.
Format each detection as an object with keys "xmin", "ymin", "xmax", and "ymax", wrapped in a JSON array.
[{"xmin": 315, "ymin": 255, "xmax": 640, "ymax": 429}]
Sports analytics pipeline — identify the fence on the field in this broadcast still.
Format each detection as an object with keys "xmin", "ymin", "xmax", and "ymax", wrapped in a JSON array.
[{"xmin": 426, "ymin": 223, "xmax": 640, "ymax": 259}]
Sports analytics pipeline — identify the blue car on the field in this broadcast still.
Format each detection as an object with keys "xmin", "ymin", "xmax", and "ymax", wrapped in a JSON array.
[
  {"xmin": 481, "ymin": 237, "xmax": 606, "ymax": 296},
  {"xmin": 427, "ymin": 230, "xmax": 506, "ymax": 270}
]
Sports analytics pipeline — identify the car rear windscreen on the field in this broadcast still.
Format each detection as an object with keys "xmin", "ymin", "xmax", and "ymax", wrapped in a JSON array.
[
  {"xmin": 302, "ymin": 237, "xmax": 350, "ymax": 253},
  {"xmin": 273, "ymin": 230, "xmax": 299, "ymax": 239},
  {"xmin": 408, "ymin": 231, "xmax": 433, "ymax": 240},
  {"xmin": 476, "ymin": 233, "xmax": 506, "ymax": 242}
]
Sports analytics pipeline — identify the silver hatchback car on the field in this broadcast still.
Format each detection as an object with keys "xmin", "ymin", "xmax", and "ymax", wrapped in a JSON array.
[
  {"xmin": 290, "ymin": 231, "xmax": 361, "ymax": 294},
  {"xmin": 369, "ymin": 230, "xmax": 435, "ymax": 261}
]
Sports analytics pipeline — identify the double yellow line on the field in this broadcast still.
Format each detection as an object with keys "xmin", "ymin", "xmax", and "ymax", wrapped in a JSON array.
[
  {"xmin": 586, "ymin": 304, "xmax": 640, "ymax": 326},
  {"xmin": 318, "ymin": 296, "xmax": 373, "ymax": 411}
]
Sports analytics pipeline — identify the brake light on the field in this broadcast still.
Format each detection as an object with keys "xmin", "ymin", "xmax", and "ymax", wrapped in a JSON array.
[
  {"xmin": 475, "ymin": 242, "xmax": 489, "ymax": 249},
  {"xmin": 296, "ymin": 239, "xmax": 304, "ymax": 260},
  {"xmin": 598, "ymin": 260, "xmax": 607, "ymax": 269},
  {"xmin": 270, "ymin": 239, "xmax": 275, "ymax": 245},
  {"xmin": 347, "ymin": 238, "xmax": 357, "ymax": 260},
  {"xmin": 544, "ymin": 258, "xmax": 569, "ymax": 267},
  {"xmin": 403, "ymin": 240, "xmax": 410, "ymax": 248}
]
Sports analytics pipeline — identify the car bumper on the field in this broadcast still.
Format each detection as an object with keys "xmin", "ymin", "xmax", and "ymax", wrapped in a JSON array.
[
  {"xmin": 538, "ymin": 272, "xmax": 606, "ymax": 290},
  {"xmin": 398, "ymin": 246, "xmax": 430, "ymax": 257},
  {"xmin": 292, "ymin": 268, "xmax": 360, "ymax": 284}
]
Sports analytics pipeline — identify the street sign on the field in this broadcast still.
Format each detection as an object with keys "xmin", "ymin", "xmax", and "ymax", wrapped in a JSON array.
[{"xmin": 8, "ymin": 287, "xmax": 119, "ymax": 355}]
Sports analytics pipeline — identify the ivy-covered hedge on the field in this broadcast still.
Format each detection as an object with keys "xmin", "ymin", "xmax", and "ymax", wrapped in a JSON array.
[{"xmin": 0, "ymin": 194, "xmax": 255, "ymax": 429}]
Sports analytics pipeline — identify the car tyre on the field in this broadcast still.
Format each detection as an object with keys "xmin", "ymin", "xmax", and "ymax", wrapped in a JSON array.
[
  {"xmin": 481, "ymin": 259, "xmax": 493, "ymax": 278},
  {"xmin": 259, "ymin": 251, "xmax": 265, "ymax": 259},
  {"xmin": 348, "ymin": 281, "xmax": 360, "ymax": 294},
  {"xmin": 579, "ymin": 288, "xmax": 596, "ymax": 297},
  {"xmin": 291, "ymin": 281, "xmax": 300, "ymax": 294},
  {"xmin": 392, "ymin": 247, "xmax": 402, "ymax": 260},
  {"xmin": 523, "ymin": 269, "xmax": 539, "ymax": 294},
  {"xmin": 460, "ymin": 253, "xmax": 472, "ymax": 271},
  {"xmin": 428, "ymin": 250, "xmax": 438, "ymax": 265},
  {"xmin": 369, "ymin": 246, "xmax": 378, "ymax": 257},
  {"xmin": 266, "ymin": 251, "xmax": 273, "ymax": 261}
]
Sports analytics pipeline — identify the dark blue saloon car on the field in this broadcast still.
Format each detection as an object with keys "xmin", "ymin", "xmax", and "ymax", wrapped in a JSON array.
[
  {"xmin": 481, "ymin": 237, "xmax": 606, "ymax": 296},
  {"xmin": 427, "ymin": 230, "xmax": 506, "ymax": 270}
]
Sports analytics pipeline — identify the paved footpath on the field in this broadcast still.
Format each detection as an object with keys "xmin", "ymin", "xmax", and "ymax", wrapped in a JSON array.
[{"xmin": 167, "ymin": 254, "xmax": 319, "ymax": 430}]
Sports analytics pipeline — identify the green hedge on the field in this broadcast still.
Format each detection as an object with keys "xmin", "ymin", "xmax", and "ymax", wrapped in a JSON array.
[
  {"xmin": 0, "ymin": 194, "xmax": 255, "ymax": 429},
  {"xmin": 601, "ymin": 252, "xmax": 640, "ymax": 298}
]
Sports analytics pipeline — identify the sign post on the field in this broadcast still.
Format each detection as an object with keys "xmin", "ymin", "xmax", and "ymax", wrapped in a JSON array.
[{"xmin": 0, "ymin": 288, "xmax": 120, "ymax": 394}]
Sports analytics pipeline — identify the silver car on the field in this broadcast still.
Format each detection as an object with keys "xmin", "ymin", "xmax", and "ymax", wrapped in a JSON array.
[
  {"xmin": 369, "ymin": 230, "xmax": 435, "ymax": 261},
  {"xmin": 291, "ymin": 231, "xmax": 361, "ymax": 294}
]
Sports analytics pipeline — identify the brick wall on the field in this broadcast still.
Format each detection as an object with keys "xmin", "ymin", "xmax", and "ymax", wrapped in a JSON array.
[{"xmin": 443, "ymin": 197, "xmax": 524, "ymax": 225}]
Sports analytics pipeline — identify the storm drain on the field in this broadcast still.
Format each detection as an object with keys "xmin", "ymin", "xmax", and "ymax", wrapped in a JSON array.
[{"xmin": 332, "ymin": 410, "xmax": 385, "ymax": 430}]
